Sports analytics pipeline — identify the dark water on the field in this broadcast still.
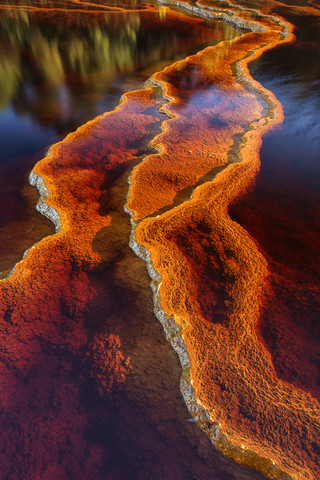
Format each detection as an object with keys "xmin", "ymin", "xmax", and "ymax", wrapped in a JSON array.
[
  {"xmin": 0, "ymin": 2, "xmax": 241, "ymax": 159},
  {"xmin": 230, "ymin": 3, "xmax": 320, "ymax": 398},
  {"xmin": 0, "ymin": 0, "xmax": 241, "ymax": 273},
  {"xmin": 1, "ymin": 0, "xmax": 319, "ymax": 478},
  {"xmin": 0, "ymin": 3, "xmax": 271, "ymax": 480}
]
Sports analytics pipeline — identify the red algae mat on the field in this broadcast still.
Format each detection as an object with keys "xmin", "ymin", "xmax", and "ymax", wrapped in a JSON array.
[{"xmin": 0, "ymin": 0, "xmax": 319, "ymax": 479}]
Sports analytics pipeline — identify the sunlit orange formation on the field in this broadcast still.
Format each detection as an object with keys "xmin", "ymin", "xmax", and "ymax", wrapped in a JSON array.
[
  {"xmin": 0, "ymin": 88, "xmax": 161, "ymax": 478},
  {"xmin": 127, "ymin": 1, "xmax": 320, "ymax": 479},
  {"xmin": 0, "ymin": 0, "xmax": 319, "ymax": 479}
]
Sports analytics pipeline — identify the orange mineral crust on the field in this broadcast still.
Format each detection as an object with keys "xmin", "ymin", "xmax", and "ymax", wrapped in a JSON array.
[
  {"xmin": 0, "ymin": 0, "xmax": 231, "ymax": 273},
  {"xmin": 127, "ymin": 1, "xmax": 319, "ymax": 480},
  {"xmin": 228, "ymin": 0, "xmax": 320, "ymax": 433},
  {"xmin": 0, "ymin": 1, "xmax": 318, "ymax": 480},
  {"xmin": 0, "ymin": 89, "xmax": 159, "ymax": 478},
  {"xmin": 0, "ymin": 58, "xmax": 273, "ymax": 480},
  {"xmin": 127, "ymin": 4, "xmax": 289, "ymax": 219}
]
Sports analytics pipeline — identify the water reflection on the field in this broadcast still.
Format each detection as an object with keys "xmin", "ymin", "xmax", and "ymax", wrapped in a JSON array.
[
  {"xmin": 0, "ymin": 0, "xmax": 241, "ymax": 273},
  {"xmin": 0, "ymin": 2, "xmax": 240, "ymax": 135},
  {"xmin": 0, "ymin": 3, "xmax": 274, "ymax": 480},
  {"xmin": 230, "ymin": 1, "xmax": 320, "ymax": 403},
  {"xmin": 0, "ymin": 8, "xmax": 143, "ymax": 124}
]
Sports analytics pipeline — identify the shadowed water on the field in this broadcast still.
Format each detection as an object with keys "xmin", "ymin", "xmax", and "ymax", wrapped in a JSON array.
[
  {"xmin": 0, "ymin": 0, "xmax": 319, "ymax": 479},
  {"xmin": 0, "ymin": 0, "xmax": 241, "ymax": 274},
  {"xmin": 0, "ymin": 1, "xmax": 270, "ymax": 480}
]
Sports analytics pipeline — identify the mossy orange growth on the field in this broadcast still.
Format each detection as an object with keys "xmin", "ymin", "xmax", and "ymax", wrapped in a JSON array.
[
  {"xmin": 88, "ymin": 333, "xmax": 131, "ymax": 395},
  {"xmin": 32, "ymin": 88, "xmax": 160, "ymax": 257},
  {"xmin": 134, "ymin": 146, "xmax": 320, "ymax": 479},
  {"xmin": 128, "ymin": 1, "xmax": 320, "ymax": 479},
  {"xmin": 228, "ymin": 0, "xmax": 320, "ymax": 406},
  {"xmin": 127, "ymin": 29, "xmax": 283, "ymax": 220},
  {"xmin": 0, "ymin": 86, "xmax": 163, "ymax": 478}
]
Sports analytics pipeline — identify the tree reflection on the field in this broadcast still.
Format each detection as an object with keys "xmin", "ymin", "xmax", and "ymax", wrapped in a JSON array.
[{"xmin": 0, "ymin": 1, "xmax": 242, "ymax": 134}]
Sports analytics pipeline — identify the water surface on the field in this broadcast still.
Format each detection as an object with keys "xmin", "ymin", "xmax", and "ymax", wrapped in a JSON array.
[
  {"xmin": 0, "ymin": 2, "xmax": 270, "ymax": 480},
  {"xmin": 1, "ymin": 0, "xmax": 319, "ymax": 478},
  {"xmin": 0, "ymin": 0, "xmax": 241, "ymax": 273}
]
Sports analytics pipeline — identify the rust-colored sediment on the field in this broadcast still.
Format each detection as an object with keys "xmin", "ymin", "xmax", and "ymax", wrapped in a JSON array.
[
  {"xmin": 127, "ymin": 1, "xmax": 320, "ymax": 479},
  {"xmin": 0, "ymin": 1, "xmax": 319, "ymax": 479},
  {"xmin": 0, "ymin": 86, "xmax": 162, "ymax": 478},
  {"xmin": 0, "ymin": 0, "xmax": 225, "ymax": 273},
  {"xmin": 229, "ymin": 0, "xmax": 320, "ymax": 442}
]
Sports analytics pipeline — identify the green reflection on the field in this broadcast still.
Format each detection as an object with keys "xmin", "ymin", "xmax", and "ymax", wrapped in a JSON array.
[
  {"xmin": 0, "ymin": 51, "xmax": 21, "ymax": 109},
  {"xmin": 0, "ymin": 0, "xmax": 241, "ymax": 132},
  {"xmin": 0, "ymin": 7, "xmax": 144, "ymax": 108}
]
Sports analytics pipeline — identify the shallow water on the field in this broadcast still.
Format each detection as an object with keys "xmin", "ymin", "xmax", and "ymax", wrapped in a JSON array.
[
  {"xmin": 230, "ymin": 4, "xmax": 320, "ymax": 401},
  {"xmin": 0, "ymin": 2, "xmax": 271, "ymax": 480},
  {"xmin": 0, "ymin": 0, "xmax": 319, "ymax": 479},
  {"xmin": 0, "ymin": 0, "xmax": 241, "ymax": 273}
]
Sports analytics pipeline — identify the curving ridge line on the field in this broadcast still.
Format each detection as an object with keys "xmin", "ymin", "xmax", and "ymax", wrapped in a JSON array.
[
  {"xmin": 0, "ymin": 1, "xmax": 318, "ymax": 479},
  {"xmin": 126, "ymin": 1, "xmax": 320, "ymax": 480}
]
